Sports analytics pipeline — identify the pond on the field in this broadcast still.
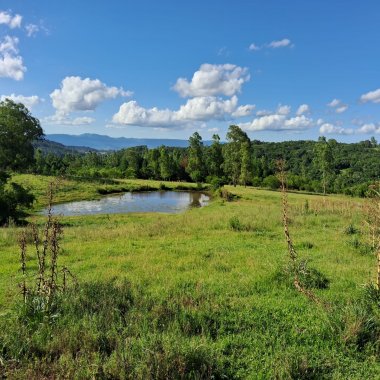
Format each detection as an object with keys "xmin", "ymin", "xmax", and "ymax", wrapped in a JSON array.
[{"xmin": 43, "ymin": 191, "xmax": 210, "ymax": 216}]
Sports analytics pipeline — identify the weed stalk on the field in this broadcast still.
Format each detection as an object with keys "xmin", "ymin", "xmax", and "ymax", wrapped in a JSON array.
[
  {"xmin": 18, "ymin": 181, "xmax": 75, "ymax": 307},
  {"xmin": 18, "ymin": 230, "xmax": 28, "ymax": 303},
  {"xmin": 276, "ymin": 160, "xmax": 322, "ymax": 305},
  {"xmin": 364, "ymin": 182, "xmax": 380, "ymax": 289}
]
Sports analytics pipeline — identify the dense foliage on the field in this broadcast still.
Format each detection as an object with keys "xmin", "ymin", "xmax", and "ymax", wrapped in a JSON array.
[
  {"xmin": 34, "ymin": 126, "xmax": 380, "ymax": 197},
  {"xmin": 0, "ymin": 100, "xmax": 43, "ymax": 224}
]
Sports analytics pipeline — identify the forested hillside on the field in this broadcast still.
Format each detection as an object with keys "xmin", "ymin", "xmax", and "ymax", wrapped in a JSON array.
[{"xmin": 33, "ymin": 139, "xmax": 97, "ymax": 155}]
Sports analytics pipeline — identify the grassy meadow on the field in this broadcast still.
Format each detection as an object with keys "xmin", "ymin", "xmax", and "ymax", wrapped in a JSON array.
[{"xmin": 0, "ymin": 175, "xmax": 379, "ymax": 379}]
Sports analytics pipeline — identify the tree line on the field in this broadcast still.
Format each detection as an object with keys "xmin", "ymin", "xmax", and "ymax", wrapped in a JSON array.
[{"xmin": 34, "ymin": 127, "xmax": 380, "ymax": 197}]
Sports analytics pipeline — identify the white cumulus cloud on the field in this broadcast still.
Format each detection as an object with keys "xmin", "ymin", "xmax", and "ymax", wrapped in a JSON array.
[
  {"xmin": 113, "ymin": 101, "xmax": 175, "ymax": 127},
  {"xmin": 0, "ymin": 11, "xmax": 22, "ymax": 29},
  {"xmin": 112, "ymin": 63, "xmax": 255, "ymax": 129},
  {"xmin": 249, "ymin": 38, "xmax": 293, "ymax": 51},
  {"xmin": 112, "ymin": 95, "xmax": 254, "ymax": 128},
  {"xmin": 327, "ymin": 98, "xmax": 341, "ymax": 107},
  {"xmin": 25, "ymin": 24, "xmax": 39, "ymax": 37},
  {"xmin": 177, "ymin": 96, "xmax": 238, "ymax": 121},
  {"xmin": 327, "ymin": 98, "xmax": 348, "ymax": 113},
  {"xmin": 240, "ymin": 113, "xmax": 313, "ymax": 132},
  {"xmin": 241, "ymin": 114, "xmax": 285, "ymax": 131},
  {"xmin": 249, "ymin": 43, "xmax": 260, "ymax": 51},
  {"xmin": 43, "ymin": 114, "xmax": 95, "ymax": 126},
  {"xmin": 296, "ymin": 104, "xmax": 310, "ymax": 115},
  {"xmin": 0, "ymin": 94, "xmax": 40, "ymax": 109},
  {"xmin": 284, "ymin": 115, "xmax": 313, "ymax": 129},
  {"xmin": 173, "ymin": 63, "xmax": 250, "ymax": 98},
  {"xmin": 277, "ymin": 104, "xmax": 291, "ymax": 115},
  {"xmin": 0, "ymin": 36, "xmax": 26, "ymax": 80},
  {"xmin": 319, "ymin": 123, "xmax": 353, "ymax": 135},
  {"xmin": 360, "ymin": 88, "xmax": 380, "ymax": 104},
  {"xmin": 268, "ymin": 38, "xmax": 292, "ymax": 48},
  {"xmin": 316, "ymin": 118, "xmax": 324, "ymax": 126},
  {"xmin": 50, "ymin": 76, "xmax": 132, "ymax": 115},
  {"xmin": 357, "ymin": 123, "xmax": 380, "ymax": 134},
  {"xmin": 335, "ymin": 105, "xmax": 348, "ymax": 114},
  {"xmin": 70, "ymin": 116, "xmax": 95, "ymax": 125},
  {"xmin": 0, "ymin": 35, "xmax": 18, "ymax": 54},
  {"xmin": 231, "ymin": 103, "xmax": 256, "ymax": 117},
  {"xmin": 256, "ymin": 109, "xmax": 272, "ymax": 116},
  {"xmin": 239, "ymin": 104, "xmax": 315, "ymax": 132}
]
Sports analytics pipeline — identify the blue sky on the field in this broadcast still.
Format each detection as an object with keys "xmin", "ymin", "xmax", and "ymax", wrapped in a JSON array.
[{"xmin": 1, "ymin": 0, "xmax": 380, "ymax": 142}]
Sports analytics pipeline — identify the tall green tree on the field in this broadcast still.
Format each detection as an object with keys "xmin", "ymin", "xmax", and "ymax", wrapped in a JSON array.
[
  {"xmin": 206, "ymin": 134, "xmax": 224, "ymax": 178},
  {"xmin": 0, "ymin": 99, "xmax": 43, "ymax": 224},
  {"xmin": 0, "ymin": 99, "xmax": 43, "ymax": 171},
  {"xmin": 240, "ymin": 140, "xmax": 251, "ymax": 186},
  {"xmin": 159, "ymin": 146, "xmax": 174, "ymax": 180},
  {"xmin": 314, "ymin": 136, "xmax": 336, "ymax": 194},
  {"xmin": 146, "ymin": 148, "xmax": 161, "ymax": 179},
  {"xmin": 223, "ymin": 125, "xmax": 250, "ymax": 186},
  {"xmin": 186, "ymin": 132, "xmax": 205, "ymax": 183}
]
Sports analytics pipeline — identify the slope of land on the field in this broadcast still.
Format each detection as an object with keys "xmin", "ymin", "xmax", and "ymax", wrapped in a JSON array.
[{"xmin": 33, "ymin": 138, "xmax": 97, "ymax": 155}]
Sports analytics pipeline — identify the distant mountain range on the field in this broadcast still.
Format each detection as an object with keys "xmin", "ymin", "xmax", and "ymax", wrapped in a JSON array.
[{"xmin": 46, "ymin": 133, "xmax": 198, "ymax": 151}]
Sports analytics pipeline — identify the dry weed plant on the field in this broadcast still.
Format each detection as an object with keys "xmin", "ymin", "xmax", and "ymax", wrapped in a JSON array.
[
  {"xmin": 363, "ymin": 182, "xmax": 380, "ymax": 289},
  {"xmin": 18, "ymin": 181, "xmax": 76, "ymax": 305},
  {"xmin": 276, "ymin": 160, "xmax": 323, "ymax": 305}
]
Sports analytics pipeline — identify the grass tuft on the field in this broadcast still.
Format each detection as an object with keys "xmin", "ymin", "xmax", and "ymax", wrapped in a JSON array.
[{"xmin": 274, "ymin": 261, "xmax": 330, "ymax": 290}]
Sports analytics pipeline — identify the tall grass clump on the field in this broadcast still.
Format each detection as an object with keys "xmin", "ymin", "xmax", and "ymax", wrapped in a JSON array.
[
  {"xmin": 345, "ymin": 224, "xmax": 359, "ymax": 235},
  {"xmin": 328, "ymin": 283, "xmax": 380, "ymax": 360}
]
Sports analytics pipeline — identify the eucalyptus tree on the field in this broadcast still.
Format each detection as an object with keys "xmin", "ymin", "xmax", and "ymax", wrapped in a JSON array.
[
  {"xmin": 186, "ymin": 132, "xmax": 206, "ymax": 183},
  {"xmin": 314, "ymin": 137, "xmax": 336, "ymax": 194},
  {"xmin": 240, "ymin": 140, "xmax": 251, "ymax": 186},
  {"xmin": 223, "ymin": 125, "xmax": 251, "ymax": 186},
  {"xmin": 206, "ymin": 134, "xmax": 224, "ymax": 178},
  {"xmin": 159, "ymin": 146, "xmax": 174, "ymax": 180}
]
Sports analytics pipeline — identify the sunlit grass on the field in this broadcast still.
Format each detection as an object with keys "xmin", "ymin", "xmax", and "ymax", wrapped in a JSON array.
[
  {"xmin": 0, "ymin": 176, "xmax": 378, "ymax": 378},
  {"xmin": 1, "ymin": 177, "xmax": 373, "ymax": 306}
]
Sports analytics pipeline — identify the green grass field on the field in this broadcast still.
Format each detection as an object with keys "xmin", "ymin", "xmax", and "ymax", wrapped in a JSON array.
[{"xmin": 0, "ymin": 175, "xmax": 379, "ymax": 379}]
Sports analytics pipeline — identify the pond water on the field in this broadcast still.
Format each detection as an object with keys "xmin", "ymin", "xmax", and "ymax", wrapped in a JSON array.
[{"xmin": 43, "ymin": 191, "xmax": 210, "ymax": 216}]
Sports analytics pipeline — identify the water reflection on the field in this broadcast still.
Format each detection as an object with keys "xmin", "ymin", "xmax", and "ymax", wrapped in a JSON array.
[{"xmin": 43, "ymin": 191, "xmax": 210, "ymax": 216}]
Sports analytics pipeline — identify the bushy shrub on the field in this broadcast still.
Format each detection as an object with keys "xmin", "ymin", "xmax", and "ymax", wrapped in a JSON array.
[
  {"xmin": 0, "ymin": 173, "xmax": 34, "ymax": 225},
  {"xmin": 344, "ymin": 224, "xmax": 359, "ymax": 235},
  {"xmin": 229, "ymin": 216, "xmax": 244, "ymax": 231},
  {"xmin": 262, "ymin": 175, "xmax": 281, "ymax": 190},
  {"xmin": 250, "ymin": 176, "xmax": 262, "ymax": 187},
  {"xmin": 206, "ymin": 175, "xmax": 226, "ymax": 191}
]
